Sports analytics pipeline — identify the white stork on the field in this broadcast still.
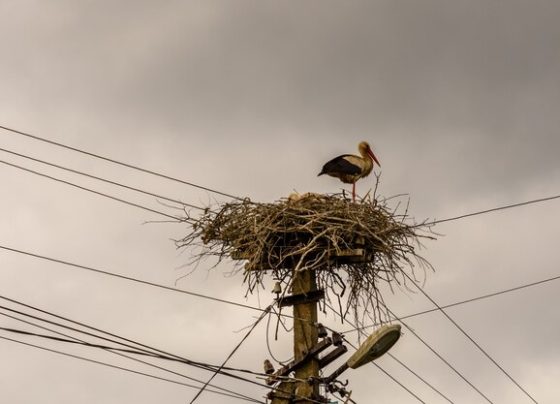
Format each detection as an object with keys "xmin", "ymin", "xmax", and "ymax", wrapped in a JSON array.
[{"xmin": 318, "ymin": 141, "xmax": 380, "ymax": 202}]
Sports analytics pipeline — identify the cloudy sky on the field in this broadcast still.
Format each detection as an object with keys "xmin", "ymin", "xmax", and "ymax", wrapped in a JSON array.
[{"xmin": 1, "ymin": 1, "xmax": 559, "ymax": 403}]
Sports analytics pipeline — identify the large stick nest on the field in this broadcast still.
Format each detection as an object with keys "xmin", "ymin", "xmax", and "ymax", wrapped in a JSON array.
[{"xmin": 177, "ymin": 192, "xmax": 434, "ymax": 326}]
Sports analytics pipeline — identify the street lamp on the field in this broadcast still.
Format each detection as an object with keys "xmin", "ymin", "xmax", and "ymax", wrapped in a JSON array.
[{"xmin": 324, "ymin": 324, "xmax": 401, "ymax": 383}]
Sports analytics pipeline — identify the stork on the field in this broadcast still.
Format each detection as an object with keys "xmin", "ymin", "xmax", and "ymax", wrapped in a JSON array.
[{"xmin": 318, "ymin": 141, "xmax": 380, "ymax": 202}]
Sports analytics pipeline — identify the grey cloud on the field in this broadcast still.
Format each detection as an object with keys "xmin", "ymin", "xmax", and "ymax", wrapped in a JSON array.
[{"xmin": 1, "ymin": 1, "xmax": 560, "ymax": 403}]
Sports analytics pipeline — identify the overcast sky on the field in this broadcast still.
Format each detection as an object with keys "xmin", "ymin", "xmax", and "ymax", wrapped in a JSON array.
[{"xmin": 1, "ymin": 1, "xmax": 559, "ymax": 403}]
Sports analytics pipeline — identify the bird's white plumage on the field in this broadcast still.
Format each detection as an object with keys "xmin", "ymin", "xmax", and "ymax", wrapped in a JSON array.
[{"xmin": 319, "ymin": 141, "xmax": 380, "ymax": 201}]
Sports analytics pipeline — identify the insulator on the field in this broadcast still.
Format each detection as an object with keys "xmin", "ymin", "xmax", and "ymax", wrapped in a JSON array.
[
  {"xmin": 263, "ymin": 359, "xmax": 275, "ymax": 374},
  {"xmin": 317, "ymin": 323, "xmax": 328, "ymax": 338},
  {"xmin": 332, "ymin": 332, "xmax": 343, "ymax": 346},
  {"xmin": 272, "ymin": 281, "xmax": 282, "ymax": 295}
]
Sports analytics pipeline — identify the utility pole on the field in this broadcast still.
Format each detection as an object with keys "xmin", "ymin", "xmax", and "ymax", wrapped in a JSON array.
[
  {"xmin": 269, "ymin": 268, "xmax": 325, "ymax": 404},
  {"xmin": 190, "ymin": 192, "xmax": 413, "ymax": 403},
  {"xmin": 292, "ymin": 268, "xmax": 319, "ymax": 402},
  {"xmin": 266, "ymin": 260, "xmax": 402, "ymax": 404}
]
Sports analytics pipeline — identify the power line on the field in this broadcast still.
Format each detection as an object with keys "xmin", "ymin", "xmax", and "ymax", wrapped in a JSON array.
[
  {"xmin": 0, "ymin": 334, "xmax": 264, "ymax": 403},
  {"xmin": 0, "ymin": 301, "xmax": 213, "ymax": 371},
  {"xmin": 0, "ymin": 243, "xmax": 268, "ymax": 314},
  {"xmin": 427, "ymin": 194, "xmax": 560, "ymax": 226},
  {"xmin": 402, "ymin": 273, "xmax": 560, "ymax": 320},
  {"xmin": 265, "ymin": 310, "xmax": 292, "ymax": 365},
  {"xmin": 4, "ymin": 233, "xmax": 510, "ymax": 393},
  {"xmin": 0, "ymin": 324, "xmax": 162, "ymax": 357},
  {"xmin": 0, "ymin": 291, "xmax": 304, "ymax": 396},
  {"xmin": 0, "ymin": 184, "xmax": 560, "ymax": 402},
  {"xmin": 5, "ymin": 125, "xmax": 553, "ymax": 401},
  {"xmin": 0, "ymin": 240, "xmax": 387, "ymax": 389},
  {"xmin": 342, "ymin": 271, "xmax": 560, "ymax": 335},
  {"xmin": 402, "ymin": 273, "xmax": 539, "ymax": 404},
  {"xmin": 3, "ymin": 125, "xmax": 558, "ymax": 223},
  {"xmin": 0, "ymin": 313, "xmax": 292, "ymax": 385},
  {"xmin": 0, "ymin": 146, "xmax": 205, "ymax": 212},
  {"xmin": 2, "ymin": 201, "xmax": 555, "ymax": 396},
  {"xmin": 371, "ymin": 361, "xmax": 426, "ymax": 404},
  {"xmin": 333, "ymin": 272, "xmax": 560, "ymax": 400},
  {"xmin": 2, "ymin": 241, "xmax": 373, "ymax": 366},
  {"xmin": 0, "ymin": 242, "xmax": 361, "ymax": 392},
  {"xmin": 0, "ymin": 310, "xmax": 264, "ymax": 403},
  {"xmin": 0, "ymin": 242, "xmax": 323, "ymax": 346},
  {"xmin": 0, "ymin": 124, "xmax": 244, "ymax": 201},
  {"xmin": 323, "ymin": 302, "xmax": 453, "ymax": 404},
  {"xmin": 343, "ymin": 338, "xmax": 427, "ymax": 404},
  {"xmin": 0, "ymin": 294, "xmax": 269, "ymax": 390},
  {"xmin": 387, "ymin": 352, "xmax": 454, "ymax": 404},
  {"xmin": 0, "ymin": 159, "xmax": 181, "ymax": 221},
  {"xmin": 0, "ymin": 297, "xmax": 323, "ymax": 404},
  {"xmin": 189, "ymin": 305, "xmax": 271, "ymax": 403},
  {"xmin": 383, "ymin": 304, "xmax": 495, "ymax": 404}
]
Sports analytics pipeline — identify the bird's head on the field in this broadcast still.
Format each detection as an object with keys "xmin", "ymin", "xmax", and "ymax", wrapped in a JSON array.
[{"xmin": 359, "ymin": 141, "xmax": 381, "ymax": 166}]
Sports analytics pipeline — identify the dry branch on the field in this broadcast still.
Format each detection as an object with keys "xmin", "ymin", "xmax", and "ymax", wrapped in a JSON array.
[{"xmin": 176, "ymin": 192, "xmax": 434, "ymax": 327}]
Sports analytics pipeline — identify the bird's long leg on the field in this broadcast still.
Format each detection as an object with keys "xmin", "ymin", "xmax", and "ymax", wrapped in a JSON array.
[{"xmin": 352, "ymin": 182, "xmax": 356, "ymax": 202}]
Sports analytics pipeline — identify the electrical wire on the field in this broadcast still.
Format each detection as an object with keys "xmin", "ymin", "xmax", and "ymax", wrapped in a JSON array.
[
  {"xmin": 0, "ymin": 310, "xmax": 264, "ymax": 403},
  {"xmin": 402, "ymin": 272, "xmax": 539, "ymax": 404},
  {"xmin": 265, "ymin": 311, "xmax": 292, "ymax": 365},
  {"xmin": 0, "ymin": 243, "xmax": 328, "ymax": 356},
  {"xmin": 0, "ymin": 307, "xmax": 323, "ymax": 404},
  {"xmin": 0, "ymin": 242, "xmax": 330, "ymax": 345},
  {"xmin": 0, "ymin": 293, "xmax": 457, "ymax": 404},
  {"xmin": 0, "ymin": 241, "xmax": 333, "ymax": 346},
  {"xmin": 0, "ymin": 146, "xmax": 205, "ymax": 212},
  {"xmin": 1, "ymin": 156, "xmax": 553, "ymax": 402},
  {"xmin": 383, "ymin": 304, "xmax": 495, "ymax": 404},
  {"xmin": 0, "ymin": 124, "xmax": 244, "ymax": 201},
  {"xmin": 0, "ymin": 304, "xmax": 321, "ymax": 404},
  {"xmin": 0, "ymin": 301, "xmax": 213, "ymax": 370},
  {"xmin": 0, "ymin": 159, "xmax": 181, "ymax": 221},
  {"xmin": 0, "ymin": 242, "xmax": 352, "ymax": 371},
  {"xmin": 3, "ymin": 125, "xmax": 558, "ymax": 225},
  {"xmin": 0, "ymin": 295, "xmax": 272, "ymax": 391},
  {"xmin": 0, "ymin": 324, "xmax": 164, "ymax": 356},
  {"xmin": 425, "ymin": 194, "xmax": 560, "ymax": 227},
  {"xmin": 0, "ymin": 334, "xmax": 264, "ymax": 403},
  {"xmin": 386, "ymin": 352, "xmax": 454, "ymax": 404},
  {"xmin": 0, "ymin": 228, "xmax": 551, "ymax": 399},
  {"xmin": 0, "ymin": 294, "xmax": 326, "ymax": 404},
  {"xmin": 332, "ymin": 391, "xmax": 358, "ymax": 404},
  {"xmin": 372, "ymin": 361, "xmax": 426, "ymax": 404},
  {"xmin": 189, "ymin": 305, "xmax": 272, "ymax": 403},
  {"xmin": 400, "ymin": 272, "xmax": 560, "ymax": 320},
  {"xmin": 323, "ymin": 302, "xmax": 453, "ymax": 404},
  {"xmin": 0, "ymin": 312, "xmax": 296, "ymax": 384},
  {"xmin": 4, "ymin": 124, "xmax": 553, "ymax": 402},
  {"xmin": 342, "ymin": 271, "xmax": 560, "ymax": 336},
  {"xmin": 6, "ymin": 231, "xmax": 539, "ymax": 401},
  {"xmin": 343, "ymin": 338, "xmax": 427, "ymax": 404},
  {"xmin": 0, "ymin": 301, "xmax": 320, "ymax": 404},
  {"xmin": 3, "ymin": 231, "xmax": 556, "ymax": 342},
  {"xmin": 0, "ymin": 244, "xmax": 266, "ymax": 313}
]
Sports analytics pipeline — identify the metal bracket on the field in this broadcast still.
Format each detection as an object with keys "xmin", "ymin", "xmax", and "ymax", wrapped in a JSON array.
[
  {"xmin": 318, "ymin": 345, "xmax": 348, "ymax": 369},
  {"xmin": 267, "ymin": 337, "xmax": 333, "ymax": 385},
  {"xmin": 276, "ymin": 289, "xmax": 325, "ymax": 308}
]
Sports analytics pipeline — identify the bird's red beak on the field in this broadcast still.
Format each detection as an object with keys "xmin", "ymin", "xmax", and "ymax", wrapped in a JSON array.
[{"xmin": 368, "ymin": 148, "xmax": 381, "ymax": 166}]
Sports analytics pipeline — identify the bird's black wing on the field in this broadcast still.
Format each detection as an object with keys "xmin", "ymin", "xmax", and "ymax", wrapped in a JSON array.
[{"xmin": 318, "ymin": 155, "xmax": 361, "ymax": 176}]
